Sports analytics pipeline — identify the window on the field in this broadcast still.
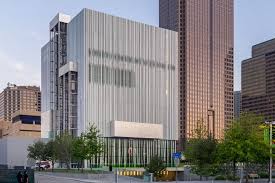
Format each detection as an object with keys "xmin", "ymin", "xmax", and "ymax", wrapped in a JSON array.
[
  {"xmin": 91, "ymin": 64, "xmax": 135, "ymax": 88},
  {"xmin": 12, "ymin": 115, "xmax": 41, "ymax": 124}
]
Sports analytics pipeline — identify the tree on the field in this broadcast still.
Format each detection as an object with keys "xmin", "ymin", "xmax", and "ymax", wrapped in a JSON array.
[
  {"xmin": 27, "ymin": 141, "xmax": 46, "ymax": 171},
  {"xmin": 55, "ymin": 133, "xmax": 73, "ymax": 170},
  {"xmin": 72, "ymin": 134, "xmax": 89, "ymax": 172},
  {"xmin": 216, "ymin": 113, "xmax": 269, "ymax": 182},
  {"xmin": 184, "ymin": 120, "xmax": 218, "ymax": 180},
  {"xmin": 85, "ymin": 124, "xmax": 104, "ymax": 169},
  {"xmin": 44, "ymin": 140, "xmax": 57, "ymax": 172},
  {"xmin": 145, "ymin": 155, "xmax": 166, "ymax": 178}
]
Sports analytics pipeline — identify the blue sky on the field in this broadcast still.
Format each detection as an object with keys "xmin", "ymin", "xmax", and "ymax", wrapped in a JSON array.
[{"xmin": 0, "ymin": 0, "xmax": 275, "ymax": 91}]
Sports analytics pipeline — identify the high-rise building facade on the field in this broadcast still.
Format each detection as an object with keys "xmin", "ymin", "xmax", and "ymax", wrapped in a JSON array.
[
  {"xmin": 0, "ymin": 83, "xmax": 41, "ymax": 137},
  {"xmin": 0, "ymin": 84, "xmax": 41, "ymax": 121},
  {"xmin": 242, "ymin": 38, "xmax": 275, "ymax": 120},
  {"xmin": 234, "ymin": 91, "xmax": 241, "ymax": 119},
  {"xmin": 159, "ymin": 0, "xmax": 234, "ymax": 145},
  {"xmin": 41, "ymin": 13, "xmax": 76, "ymax": 138},
  {"xmin": 42, "ymin": 9, "xmax": 178, "ymax": 167}
]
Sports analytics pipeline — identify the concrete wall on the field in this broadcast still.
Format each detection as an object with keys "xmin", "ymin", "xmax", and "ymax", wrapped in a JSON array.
[
  {"xmin": 0, "ymin": 138, "xmax": 7, "ymax": 165},
  {"xmin": 0, "ymin": 137, "xmax": 46, "ymax": 167}
]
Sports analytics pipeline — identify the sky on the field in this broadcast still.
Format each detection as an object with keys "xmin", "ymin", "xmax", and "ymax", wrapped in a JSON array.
[{"xmin": 0, "ymin": 0, "xmax": 275, "ymax": 91}]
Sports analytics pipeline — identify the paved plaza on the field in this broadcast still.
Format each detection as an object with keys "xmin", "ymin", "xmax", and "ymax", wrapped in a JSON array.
[{"xmin": 35, "ymin": 172, "xmax": 271, "ymax": 183}]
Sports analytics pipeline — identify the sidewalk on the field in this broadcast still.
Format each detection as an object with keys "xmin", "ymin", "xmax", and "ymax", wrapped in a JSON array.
[
  {"xmin": 36, "ymin": 173, "xmax": 99, "ymax": 183},
  {"xmin": 35, "ymin": 172, "xmax": 270, "ymax": 183}
]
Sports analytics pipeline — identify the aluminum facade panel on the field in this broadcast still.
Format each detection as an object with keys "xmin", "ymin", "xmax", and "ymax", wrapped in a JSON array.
[
  {"xmin": 67, "ymin": 9, "xmax": 178, "ymax": 140},
  {"xmin": 49, "ymin": 13, "xmax": 71, "ymax": 30},
  {"xmin": 41, "ymin": 42, "xmax": 51, "ymax": 113},
  {"xmin": 58, "ymin": 62, "xmax": 78, "ymax": 77},
  {"xmin": 110, "ymin": 120, "xmax": 163, "ymax": 139},
  {"xmin": 41, "ymin": 42, "xmax": 53, "ymax": 138}
]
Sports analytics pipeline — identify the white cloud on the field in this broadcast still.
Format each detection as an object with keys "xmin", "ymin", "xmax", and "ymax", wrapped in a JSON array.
[
  {"xmin": 15, "ymin": 63, "xmax": 24, "ymax": 72},
  {"xmin": 0, "ymin": 50, "xmax": 40, "ymax": 90},
  {"xmin": 30, "ymin": 31, "xmax": 46, "ymax": 43}
]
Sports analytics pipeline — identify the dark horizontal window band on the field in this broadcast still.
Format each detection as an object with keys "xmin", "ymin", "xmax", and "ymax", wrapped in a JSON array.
[
  {"xmin": 91, "ymin": 49, "xmax": 176, "ymax": 71},
  {"xmin": 19, "ymin": 129, "xmax": 41, "ymax": 132},
  {"xmin": 91, "ymin": 64, "xmax": 136, "ymax": 88},
  {"xmin": 22, "ymin": 121, "xmax": 41, "ymax": 125},
  {"xmin": 12, "ymin": 115, "xmax": 41, "ymax": 124}
]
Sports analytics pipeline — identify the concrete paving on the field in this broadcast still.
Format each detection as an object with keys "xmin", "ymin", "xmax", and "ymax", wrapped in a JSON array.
[
  {"xmin": 35, "ymin": 172, "xmax": 143, "ymax": 183},
  {"xmin": 35, "ymin": 173, "xmax": 270, "ymax": 183},
  {"xmin": 35, "ymin": 173, "xmax": 97, "ymax": 183}
]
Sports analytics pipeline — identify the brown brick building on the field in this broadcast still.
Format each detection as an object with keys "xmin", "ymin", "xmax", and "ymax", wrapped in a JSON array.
[
  {"xmin": 0, "ymin": 83, "xmax": 41, "ymax": 137},
  {"xmin": 159, "ymin": 0, "xmax": 234, "ymax": 147},
  {"xmin": 242, "ymin": 38, "xmax": 275, "ymax": 120},
  {"xmin": 8, "ymin": 111, "xmax": 41, "ymax": 138}
]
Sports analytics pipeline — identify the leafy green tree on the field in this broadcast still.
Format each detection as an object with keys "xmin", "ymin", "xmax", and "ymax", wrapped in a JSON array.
[
  {"xmin": 184, "ymin": 120, "xmax": 218, "ymax": 180},
  {"xmin": 145, "ymin": 155, "xmax": 166, "ymax": 178},
  {"xmin": 44, "ymin": 140, "xmax": 57, "ymax": 172},
  {"xmin": 72, "ymin": 134, "xmax": 89, "ymax": 172},
  {"xmin": 27, "ymin": 141, "xmax": 47, "ymax": 171},
  {"xmin": 85, "ymin": 124, "xmax": 104, "ymax": 169},
  {"xmin": 55, "ymin": 133, "xmax": 73, "ymax": 170},
  {"xmin": 217, "ymin": 113, "xmax": 269, "ymax": 182}
]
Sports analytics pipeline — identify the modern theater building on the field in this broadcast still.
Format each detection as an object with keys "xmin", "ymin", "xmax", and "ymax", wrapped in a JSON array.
[{"xmin": 41, "ymin": 9, "xmax": 178, "ymax": 167}]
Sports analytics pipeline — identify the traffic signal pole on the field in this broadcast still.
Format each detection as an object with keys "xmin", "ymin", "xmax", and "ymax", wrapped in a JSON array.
[{"xmin": 265, "ymin": 121, "xmax": 275, "ymax": 183}]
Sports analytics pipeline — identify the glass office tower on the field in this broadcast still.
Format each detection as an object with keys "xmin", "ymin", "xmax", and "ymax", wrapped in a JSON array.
[
  {"xmin": 242, "ymin": 39, "xmax": 275, "ymax": 121},
  {"xmin": 159, "ymin": 0, "xmax": 234, "ymax": 148}
]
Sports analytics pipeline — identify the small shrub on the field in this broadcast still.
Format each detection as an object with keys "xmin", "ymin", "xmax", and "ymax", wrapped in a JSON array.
[
  {"xmin": 215, "ymin": 175, "xmax": 226, "ymax": 180},
  {"xmin": 226, "ymin": 175, "xmax": 240, "ymax": 181},
  {"xmin": 258, "ymin": 172, "xmax": 268, "ymax": 178},
  {"xmin": 145, "ymin": 155, "xmax": 166, "ymax": 178}
]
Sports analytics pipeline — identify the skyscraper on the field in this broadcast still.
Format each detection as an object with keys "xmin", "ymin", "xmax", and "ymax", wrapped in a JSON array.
[
  {"xmin": 42, "ymin": 9, "xmax": 178, "ymax": 167},
  {"xmin": 159, "ymin": 0, "xmax": 234, "ymax": 146},
  {"xmin": 242, "ymin": 38, "xmax": 275, "ymax": 120},
  {"xmin": 234, "ymin": 91, "xmax": 241, "ymax": 119},
  {"xmin": 0, "ymin": 83, "xmax": 41, "ymax": 137}
]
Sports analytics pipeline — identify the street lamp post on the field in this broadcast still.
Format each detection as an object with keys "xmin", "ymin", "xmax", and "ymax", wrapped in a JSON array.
[
  {"xmin": 265, "ymin": 121, "xmax": 275, "ymax": 183},
  {"xmin": 174, "ymin": 158, "xmax": 179, "ymax": 183}
]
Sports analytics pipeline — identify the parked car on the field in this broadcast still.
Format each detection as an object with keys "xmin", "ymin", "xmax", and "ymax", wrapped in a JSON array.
[{"xmin": 33, "ymin": 161, "xmax": 50, "ymax": 170}]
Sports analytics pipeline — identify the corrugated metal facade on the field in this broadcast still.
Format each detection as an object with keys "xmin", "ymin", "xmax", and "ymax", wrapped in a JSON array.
[
  {"xmin": 43, "ymin": 8, "xmax": 178, "ymax": 166},
  {"xmin": 67, "ymin": 9, "xmax": 178, "ymax": 140},
  {"xmin": 41, "ymin": 42, "xmax": 51, "ymax": 113}
]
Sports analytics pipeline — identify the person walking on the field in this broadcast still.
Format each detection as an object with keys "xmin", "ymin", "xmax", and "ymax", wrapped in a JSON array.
[
  {"xmin": 16, "ymin": 171, "xmax": 23, "ymax": 183},
  {"xmin": 23, "ymin": 171, "xmax": 29, "ymax": 183}
]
